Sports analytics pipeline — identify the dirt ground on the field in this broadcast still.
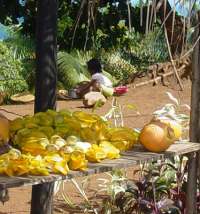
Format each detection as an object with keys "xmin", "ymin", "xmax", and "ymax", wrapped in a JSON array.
[{"xmin": 0, "ymin": 79, "xmax": 191, "ymax": 214}]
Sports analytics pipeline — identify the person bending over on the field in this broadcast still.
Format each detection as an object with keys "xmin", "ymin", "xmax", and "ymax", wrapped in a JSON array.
[{"xmin": 76, "ymin": 58, "xmax": 114, "ymax": 98}]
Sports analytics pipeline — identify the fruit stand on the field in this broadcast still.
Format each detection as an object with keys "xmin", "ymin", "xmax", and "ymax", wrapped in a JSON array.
[
  {"xmin": 0, "ymin": 0, "xmax": 197, "ymax": 214},
  {"xmin": 0, "ymin": 142, "xmax": 199, "ymax": 213}
]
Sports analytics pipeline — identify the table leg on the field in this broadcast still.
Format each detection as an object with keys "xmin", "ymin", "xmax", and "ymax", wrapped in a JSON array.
[
  {"xmin": 31, "ymin": 182, "xmax": 55, "ymax": 214},
  {"xmin": 186, "ymin": 152, "xmax": 197, "ymax": 214}
]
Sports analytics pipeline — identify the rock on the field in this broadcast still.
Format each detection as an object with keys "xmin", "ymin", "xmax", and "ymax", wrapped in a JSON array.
[{"xmin": 83, "ymin": 92, "xmax": 106, "ymax": 108}]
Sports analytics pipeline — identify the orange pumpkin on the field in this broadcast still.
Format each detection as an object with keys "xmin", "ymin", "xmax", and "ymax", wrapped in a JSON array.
[{"xmin": 139, "ymin": 121, "xmax": 176, "ymax": 152}]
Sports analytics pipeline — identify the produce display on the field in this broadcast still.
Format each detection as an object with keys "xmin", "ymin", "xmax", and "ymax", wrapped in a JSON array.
[{"xmin": 0, "ymin": 110, "xmax": 138, "ymax": 176}]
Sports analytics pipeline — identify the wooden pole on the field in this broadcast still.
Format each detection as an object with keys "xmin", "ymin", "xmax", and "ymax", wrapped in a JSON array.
[
  {"xmin": 31, "ymin": 0, "xmax": 58, "ymax": 214},
  {"xmin": 186, "ymin": 14, "xmax": 200, "ymax": 214}
]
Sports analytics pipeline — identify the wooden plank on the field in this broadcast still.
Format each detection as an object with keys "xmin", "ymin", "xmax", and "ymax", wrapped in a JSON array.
[
  {"xmin": 165, "ymin": 141, "xmax": 200, "ymax": 156},
  {"xmin": 0, "ymin": 142, "xmax": 200, "ymax": 190}
]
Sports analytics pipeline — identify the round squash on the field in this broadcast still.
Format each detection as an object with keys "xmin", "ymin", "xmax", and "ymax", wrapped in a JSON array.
[{"xmin": 139, "ymin": 121, "xmax": 176, "ymax": 152}]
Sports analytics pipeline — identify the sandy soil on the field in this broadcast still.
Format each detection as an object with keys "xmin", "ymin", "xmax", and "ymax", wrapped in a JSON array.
[{"xmin": 0, "ymin": 79, "xmax": 191, "ymax": 214}]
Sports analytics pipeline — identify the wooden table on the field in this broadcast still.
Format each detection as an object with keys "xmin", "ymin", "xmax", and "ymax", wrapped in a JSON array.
[{"xmin": 0, "ymin": 142, "xmax": 199, "ymax": 213}]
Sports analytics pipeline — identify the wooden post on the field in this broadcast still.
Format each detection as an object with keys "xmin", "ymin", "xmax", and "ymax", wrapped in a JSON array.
[
  {"xmin": 31, "ymin": 0, "xmax": 58, "ymax": 214},
  {"xmin": 186, "ymin": 14, "xmax": 200, "ymax": 214}
]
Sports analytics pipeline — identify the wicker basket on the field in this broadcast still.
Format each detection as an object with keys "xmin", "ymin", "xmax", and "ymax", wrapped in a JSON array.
[{"xmin": 10, "ymin": 92, "xmax": 35, "ymax": 103}]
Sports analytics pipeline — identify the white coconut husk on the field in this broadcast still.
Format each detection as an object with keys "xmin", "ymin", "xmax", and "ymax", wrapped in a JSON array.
[{"xmin": 83, "ymin": 92, "xmax": 106, "ymax": 108}]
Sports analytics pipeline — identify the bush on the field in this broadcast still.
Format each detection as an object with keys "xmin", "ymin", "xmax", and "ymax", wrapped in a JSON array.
[
  {"xmin": 126, "ymin": 28, "xmax": 169, "ymax": 68},
  {"xmin": 101, "ymin": 51, "xmax": 137, "ymax": 83},
  {"xmin": 0, "ymin": 41, "xmax": 28, "ymax": 97}
]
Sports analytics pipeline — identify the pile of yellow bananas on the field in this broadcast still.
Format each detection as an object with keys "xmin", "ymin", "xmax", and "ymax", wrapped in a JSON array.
[{"xmin": 0, "ymin": 110, "xmax": 138, "ymax": 176}]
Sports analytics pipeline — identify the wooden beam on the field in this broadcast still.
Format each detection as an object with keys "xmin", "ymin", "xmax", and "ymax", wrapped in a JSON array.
[{"xmin": 31, "ymin": 0, "xmax": 58, "ymax": 214}]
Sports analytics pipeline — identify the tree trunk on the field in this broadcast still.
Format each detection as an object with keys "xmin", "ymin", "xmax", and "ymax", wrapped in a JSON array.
[
  {"xmin": 186, "ymin": 14, "xmax": 200, "ymax": 214},
  {"xmin": 31, "ymin": 0, "xmax": 58, "ymax": 214},
  {"xmin": 34, "ymin": 0, "xmax": 58, "ymax": 113}
]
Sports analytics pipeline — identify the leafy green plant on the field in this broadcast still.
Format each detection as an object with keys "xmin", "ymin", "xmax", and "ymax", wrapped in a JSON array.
[
  {"xmin": 121, "ymin": 28, "xmax": 169, "ymax": 71},
  {"xmin": 4, "ymin": 31, "xmax": 35, "ymax": 61},
  {"xmin": 57, "ymin": 51, "xmax": 90, "ymax": 90},
  {"xmin": 1, "ymin": 24, "xmax": 36, "ymax": 92},
  {"xmin": 102, "ymin": 51, "xmax": 137, "ymax": 82},
  {"xmin": 0, "ymin": 41, "xmax": 28, "ymax": 97}
]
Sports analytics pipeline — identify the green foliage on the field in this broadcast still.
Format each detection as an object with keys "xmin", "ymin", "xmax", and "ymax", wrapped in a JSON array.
[
  {"xmin": 5, "ymin": 30, "xmax": 35, "ymax": 60},
  {"xmin": 57, "ymin": 52, "xmax": 90, "ymax": 90},
  {"xmin": 120, "ymin": 28, "xmax": 169, "ymax": 72},
  {"xmin": 6, "ymin": 0, "xmax": 145, "ymax": 51},
  {"xmin": 0, "ymin": 41, "xmax": 28, "ymax": 96},
  {"xmin": 132, "ymin": 29, "xmax": 169, "ymax": 63},
  {"xmin": 102, "ymin": 51, "xmax": 137, "ymax": 82},
  {"xmin": 70, "ymin": 50, "xmax": 94, "ymax": 67},
  {"xmin": 3, "ymin": 26, "xmax": 36, "ymax": 92}
]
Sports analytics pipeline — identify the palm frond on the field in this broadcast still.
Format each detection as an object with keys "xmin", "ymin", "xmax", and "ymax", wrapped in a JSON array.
[{"xmin": 57, "ymin": 52, "xmax": 90, "ymax": 90}]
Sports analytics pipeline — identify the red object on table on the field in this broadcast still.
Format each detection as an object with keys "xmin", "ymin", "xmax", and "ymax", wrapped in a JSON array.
[{"xmin": 114, "ymin": 86, "xmax": 128, "ymax": 96}]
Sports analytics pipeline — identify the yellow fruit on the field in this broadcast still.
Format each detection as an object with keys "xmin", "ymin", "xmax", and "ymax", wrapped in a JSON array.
[
  {"xmin": 21, "ymin": 143, "xmax": 47, "ymax": 156},
  {"xmin": 64, "ymin": 118, "xmax": 81, "ymax": 133},
  {"xmin": 111, "ymin": 141, "xmax": 129, "ymax": 151},
  {"xmin": 66, "ymin": 136, "xmax": 78, "ymax": 145},
  {"xmin": 23, "ymin": 116, "xmax": 38, "ymax": 129},
  {"xmin": 54, "ymin": 125, "xmax": 69, "ymax": 138},
  {"xmin": 80, "ymin": 128, "xmax": 97, "ymax": 143},
  {"xmin": 34, "ymin": 112, "xmax": 54, "ymax": 126},
  {"xmin": 73, "ymin": 111, "xmax": 99, "ymax": 124},
  {"xmin": 86, "ymin": 144, "xmax": 107, "ymax": 162},
  {"xmin": 99, "ymin": 141, "xmax": 120, "ymax": 159},
  {"xmin": 38, "ymin": 126, "xmax": 54, "ymax": 139},
  {"xmin": 108, "ymin": 127, "xmax": 138, "ymax": 143},
  {"xmin": 53, "ymin": 163, "xmax": 69, "ymax": 175},
  {"xmin": 14, "ymin": 129, "xmax": 48, "ymax": 148},
  {"xmin": 139, "ymin": 122, "xmax": 176, "ymax": 152},
  {"xmin": 68, "ymin": 151, "xmax": 87, "ymax": 170},
  {"xmin": 44, "ymin": 154, "xmax": 69, "ymax": 175},
  {"xmin": 50, "ymin": 135, "xmax": 66, "ymax": 148}
]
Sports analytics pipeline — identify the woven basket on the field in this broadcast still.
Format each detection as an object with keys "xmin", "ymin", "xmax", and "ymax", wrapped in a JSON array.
[{"xmin": 11, "ymin": 92, "xmax": 35, "ymax": 103}]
